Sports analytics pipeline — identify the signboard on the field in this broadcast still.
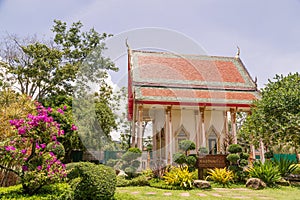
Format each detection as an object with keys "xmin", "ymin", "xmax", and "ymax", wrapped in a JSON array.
[
  {"xmin": 198, "ymin": 154, "xmax": 228, "ymax": 168},
  {"xmin": 197, "ymin": 154, "xmax": 229, "ymax": 179}
]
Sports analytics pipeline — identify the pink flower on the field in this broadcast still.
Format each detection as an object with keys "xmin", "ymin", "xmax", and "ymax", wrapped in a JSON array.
[
  {"xmin": 22, "ymin": 165, "xmax": 28, "ymax": 171},
  {"xmin": 71, "ymin": 124, "xmax": 78, "ymax": 131},
  {"xmin": 36, "ymin": 143, "xmax": 41, "ymax": 150},
  {"xmin": 40, "ymin": 143, "xmax": 46, "ymax": 149},
  {"xmin": 47, "ymin": 107, "xmax": 53, "ymax": 113},
  {"xmin": 49, "ymin": 152, "xmax": 55, "ymax": 157},
  {"xmin": 57, "ymin": 108, "xmax": 64, "ymax": 114},
  {"xmin": 18, "ymin": 127, "xmax": 26, "ymax": 135},
  {"xmin": 52, "ymin": 135, "xmax": 57, "ymax": 141},
  {"xmin": 57, "ymin": 129, "xmax": 64, "ymax": 136},
  {"xmin": 21, "ymin": 149, "xmax": 27, "ymax": 154},
  {"xmin": 63, "ymin": 105, "xmax": 67, "ymax": 110},
  {"xmin": 5, "ymin": 146, "xmax": 16, "ymax": 151},
  {"xmin": 37, "ymin": 166, "xmax": 42, "ymax": 171}
]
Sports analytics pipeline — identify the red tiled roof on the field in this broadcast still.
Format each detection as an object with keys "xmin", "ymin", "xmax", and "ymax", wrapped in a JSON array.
[
  {"xmin": 138, "ymin": 56, "xmax": 245, "ymax": 83},
  {"xmin": 128, "ymin": 50, "xmax": 260, "ymax": 113},
  {"xmin": 131, "ymin": 51, "xmax": 257, "ymax": 90}
]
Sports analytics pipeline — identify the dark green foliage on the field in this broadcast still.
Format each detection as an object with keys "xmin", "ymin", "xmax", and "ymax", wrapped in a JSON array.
[
  {"xmin": 173, "ymin": 153, "xmax": 197, "ymax": 172},
  {"xmin": 173, "ymin": 153, "xmax": 186, "ymax": 165},
  {"xmin": 273, "ymin": 156, "xmax": 298, "ymax": 177},
  {"xmin": 240, "ymin": 73, "xmax": 300, "ymax": 159},
  {"xmin": 265, "ymin": 151, "xmax": 274, "ymax": 159},
  {"xmin": 227, "ymin": 154, "xmax": 240, "ymax": 164},
  {"xmin": 128, "ymin": 147, "xmax": 142, "ymax": 154},
  {"xmin": 228, "ymin": 144, "xmax": 243, "ymax": 154},
  {"xmin": 69, "ymin": 162, "xmax": 116, "ymax": 200},
  {"xmin": 239, "ymin": 159, "xmax": 248, "ymax": 167},
  {"xmin": 240, "ymin": 152, "xmax": 250, "ymax": 160},
  {"xmin": 116, "ymin": 175, "xmax": 150, "ymax": 187},
  {"xmin": 248, "ymin": 160, "xmax": 281, "ymax": 187},
  {"xmin": 179, "ymin": 140, "xmax": 196, "ymax": 155},
  {"xmin": 46, "ymin": 142, "xmax": 65, "ymax": 159},
  {"xmin": 226, "ymin": 144, "xmax": 249, "ymax": 183}
]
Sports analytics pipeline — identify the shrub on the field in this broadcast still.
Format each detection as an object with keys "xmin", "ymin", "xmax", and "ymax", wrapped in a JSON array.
[
  {"xmin": 173, "ymin": 153, "xmax": 186, "ymax": 165},
  {"xmin": 206, "ymin": 168, "xmax": 234, "ymax": 187},
  {"xmin": 239, "ymin": 159, "xmax": 249, "ymax": 167},
  {"xmin": 227, "ymin": 154, "xmax": 240, "ymax": 164},
  {"xmin": 247, "ymin": 160, "xmax": 281, "ymax": 186},
  {"xmin": 228, "ymin": 144, "xmax": 243, "ymax": 154},
  {"xmin": 292, "ymin": 164, "xmax": 300, "ymax": 175},
  {"xmin": 116, "ymin": 175, "xmax": 149, "ymax": 187},
  {"xmin": 163, "ymin": 166, "xmax": 195, "ymax": 189},
  {"xmin": 47, "ymin": 142, "xmax": 65, "ymax": 159},
  {"xmin": 264, "ymin": 151, "xmax": 274, "ymax": 159},
  {"xmin": 70, "ymin": 162, "xmax": 116, "ymax": 200},
  {"xmin": 273, "ymin": 156, "xmax": 297, "ymax": 177},
  {"xmin": 179, "ymin": 140, "xmax": 196, "ymax": 155},
  {"xmin": 240, "ymin": 152, "xmax": 250, "ymax": 160}
]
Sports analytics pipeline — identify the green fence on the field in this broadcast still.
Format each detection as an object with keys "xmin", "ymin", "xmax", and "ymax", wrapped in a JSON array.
[{"xmin": 255, "ymin": 154, "xmax": 298, "ymax": 162}]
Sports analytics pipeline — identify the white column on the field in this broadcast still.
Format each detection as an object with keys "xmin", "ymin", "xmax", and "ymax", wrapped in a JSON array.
[
  {"xmin": 168, "ymin": 108, "xmax": 173, "ymax": 164},
  {"xmin": 230, "ymin": 108, "xmax": 237, "ymax": 144},
  {"xmin": 250, "ymin": 144, "xmax": 256, "ymax": 162},
  {"xmin": 152, "ymin": 119, "xmax": 157, "ymax": 164},
  {"xmin": 259, "ymin": 138, "xmax": 265, "ymax": 163},
  {"xmin": 195, "ymin": 110, "xmax": 200, "ymax": 151},
  {"xmin": 137, "ymin": 106, "xmax": 143, "ymax": 150},
  {"xmin": 165, "ymin": 107, "xmax": 170, "ymax": 164},
  {"xmin": 199, "ymin": 107, "xmax": 206, "ymax": 147}
]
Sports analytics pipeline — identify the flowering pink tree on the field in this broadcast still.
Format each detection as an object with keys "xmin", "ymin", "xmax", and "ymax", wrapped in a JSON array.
[{"xmin": 0, "ymin": 102, "xmax": 76, "ymax": 195}]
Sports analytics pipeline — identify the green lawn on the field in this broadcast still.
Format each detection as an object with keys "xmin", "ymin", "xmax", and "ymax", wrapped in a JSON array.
[{"xmin": 115, "ymin": 185, "xmax": 300, "ymax": 200}]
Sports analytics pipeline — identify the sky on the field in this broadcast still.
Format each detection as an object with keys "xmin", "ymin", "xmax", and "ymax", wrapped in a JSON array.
[{"xmin": 1, "ymin": 0, "xmax": 300, "ymax": 89}]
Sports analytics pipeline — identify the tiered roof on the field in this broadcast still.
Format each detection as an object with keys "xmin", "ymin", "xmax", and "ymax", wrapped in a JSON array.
[{"xmin": 128, "ymin": 50, "xmax": 260, "ymax": 119}]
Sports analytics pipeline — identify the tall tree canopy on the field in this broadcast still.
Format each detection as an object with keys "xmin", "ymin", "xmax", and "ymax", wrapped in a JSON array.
[
  {"xmin": 0, "ymin": 20, "xmax": 117, "ymax": 101},
  {"xmin": 0, "ymin": 20, "xmax": 120, "ymax": 158},
  {"xmin": 240, "ymin": 73, "xmax": 300, "ymax": 155}
]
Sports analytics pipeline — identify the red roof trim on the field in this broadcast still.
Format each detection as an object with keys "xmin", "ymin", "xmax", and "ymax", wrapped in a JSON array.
[
  {"xmin": 133, "ymin": 81, "xmax": 257, "ymax": 91},
  {"xmin": 135, "ymin": 100, "xmax": 252, "ymax": 108}
]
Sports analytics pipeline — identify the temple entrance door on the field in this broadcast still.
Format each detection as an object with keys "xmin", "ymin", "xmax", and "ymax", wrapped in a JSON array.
[{"xmin": 208, "ymin": 138, "xmax": 217, "ymax": 155}]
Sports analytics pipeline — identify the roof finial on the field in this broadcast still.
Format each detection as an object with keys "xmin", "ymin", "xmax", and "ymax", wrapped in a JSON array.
[
  {"xmin": 126, "ymin": 38, "xmax": 130, "ymax": 51},
  {"xmin": 235, "ymin": 46, "xmax": 240, "ymax": 58}
]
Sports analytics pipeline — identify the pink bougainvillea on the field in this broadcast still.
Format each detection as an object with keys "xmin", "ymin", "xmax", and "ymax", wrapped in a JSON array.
[{"xmin": 0, "ymin": 102, "xmax": 75, "ymax": 194}]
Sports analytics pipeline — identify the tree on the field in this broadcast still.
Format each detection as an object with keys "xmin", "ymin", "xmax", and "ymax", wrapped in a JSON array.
[
  {"xmin": 0, "ymin": 20, "xmax": 117, "ymax": 101},
  {"xmin": 240, "ymin": 73, "xmax": 300, "ymax": 160}
]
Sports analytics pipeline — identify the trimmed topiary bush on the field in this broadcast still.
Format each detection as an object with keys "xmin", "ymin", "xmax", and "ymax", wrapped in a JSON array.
[
  {"xmin": 227, "ymin": 154, "xmax": 240, "ymax": 164},
  {"xmin": 228, "ymin": 144, "xmax": 242, "ymax": 154},
  {"xmin": 179, "ymin": 140, "xmax": 196, "ymax": 155},
  {"xmin": 69, "ymin": 162, "xmax": 116, "ymax": 200},
  {"xmin": 240, "ymin": 152, "xmax": 250, "ymax": 160}
]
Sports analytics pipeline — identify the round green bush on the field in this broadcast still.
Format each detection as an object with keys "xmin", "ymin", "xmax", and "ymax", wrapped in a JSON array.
[
  {"xmin": 70, "ymin": 162, "xmax": 116, "ymax": 200},
  {"xmin": 173, "ymin": 153, "xmax": 186, "ymax": 165},
  {"xmin": 240, "ymin": 152, "xmax": 249, "ymax": 160},
  {"xmin": 46, "ymin": 142, "xmax": 65, "ymax": 158},
  {"xmin": 186, "ymin": 155, "xmax": 197, "ymax": 166},
  {"xmin": 128, "ymin": 147, "xmax": 142, "ymax": 154},
  {"xmin": 239, "ymin": 159, "xmax": 248, "ymax": 167},
  {"xmin": 228, "ymin": 144, "xmax": 242, "ymax": 154},
  {"xmin": 226, "ymin": 154, "xmax": 240, "ymax": 163},
  {"xmin": 122, "ymin": 151, "xmax": 141, "ymax": 162},
  {"xmin": 179, "ymin": 140, "xmax": 196, "ymax": 152},
  {"xmin": 132, "ymin": 160, "xmax": 141, "ymax": 168}
]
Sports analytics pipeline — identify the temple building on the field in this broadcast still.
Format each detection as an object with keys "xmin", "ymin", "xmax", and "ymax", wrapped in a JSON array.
[{"xmin": 127, "ymin": 49, "xmax": 260, "ymax": 165}]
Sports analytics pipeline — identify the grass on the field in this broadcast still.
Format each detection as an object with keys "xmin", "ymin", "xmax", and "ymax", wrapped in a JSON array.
[
  {"xmin": 115, "ymin": 185, "xmax": 300, "ymax": 200},
  {"xmin": 2, "ymin": 184, "xmax": 300, "ymax": 199}
]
